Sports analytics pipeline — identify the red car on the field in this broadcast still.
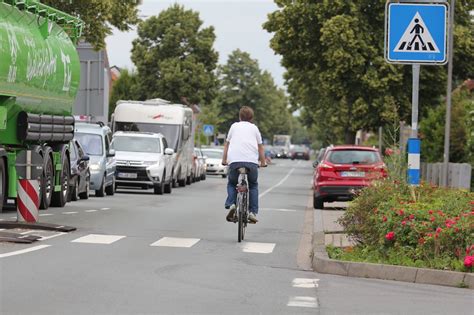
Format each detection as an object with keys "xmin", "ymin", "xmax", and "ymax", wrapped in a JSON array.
[{"xmin": 312, "ymin": 145, "xmax": 387, "ymax": 209}]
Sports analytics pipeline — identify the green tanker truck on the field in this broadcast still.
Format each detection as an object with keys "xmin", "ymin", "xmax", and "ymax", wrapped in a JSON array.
[{"xmin": 0, "ymin": 0, "xmax": 83, "ymax": 211}]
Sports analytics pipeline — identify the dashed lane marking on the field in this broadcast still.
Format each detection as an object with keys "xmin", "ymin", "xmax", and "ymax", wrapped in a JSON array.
[
  {"xmin": 100, "ymin": 208, "xmax": 110, "ymax": 211},
  {"xmin": 150, "ymin": 237, "xmax": 200, "ymax": 248},
  {"xmin": 0, "ymin": 245, "xmax": 51, "ymax": 258},
  {"xmin": 71, "ymin": 234, "xmax": 126, "ymax": 244},
  {"xmin": 62, "ymin": 211, "xmax": 78, "ymax": 215},
  {"xmin": 260, "ymin": 208, "xmax": 297, "ymax": 212},
  {"xmin": 287, "ymin": 296, "xmax": 318, "ymax": 308},
  {"xmin": 292, "ymin": 278, "xmax": 319, "ymax": 288},
  {"xmin": 85, "ymin": 210, "xmax": 98, "ymax": 213},
  {"xmin": 241, "ymin": 242, "xmax": 275, "ymax": 254},
  {"xmin": 39, "ymin": 213, "xmax": 54, "ymax": 217}
]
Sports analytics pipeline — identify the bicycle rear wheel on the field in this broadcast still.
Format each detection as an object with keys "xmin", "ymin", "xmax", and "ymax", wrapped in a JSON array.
[{"xmin": 238, "ymin": 205, "xmax": 244, "ymax": 242}]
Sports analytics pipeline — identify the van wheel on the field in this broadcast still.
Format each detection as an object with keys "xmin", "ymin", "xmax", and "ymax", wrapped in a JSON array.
[
  {"xmin": 0, "ymin": 158, "xmax": 6, "ymax": 212},
  {"xmin": 164, "ymin": 171, "xmax": 172, "ymax": 194},
  {"xmin": 96, "ymin": 175, "xmax": 106, "ymax": 197},
  {"xmin": 51, "ymin": 156, "xmax": 69, "ymax": 207}
]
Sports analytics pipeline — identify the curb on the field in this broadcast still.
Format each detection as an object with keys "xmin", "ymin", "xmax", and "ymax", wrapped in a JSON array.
[{"xmin": 311, "ymin": 230, "xmax": 473, "ymax": 289}]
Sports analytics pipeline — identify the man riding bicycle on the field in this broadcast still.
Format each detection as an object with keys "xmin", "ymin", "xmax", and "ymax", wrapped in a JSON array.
[{"xmin": 222, "ymin": 106, "xmax": 267, "ymax": 224}]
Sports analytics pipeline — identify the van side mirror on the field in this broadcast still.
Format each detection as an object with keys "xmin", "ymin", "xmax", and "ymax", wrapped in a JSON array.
[
  {"xmin": 182, "ymin": 126, "xmax": 190, "ymax": 140},
  {"xmin": 312, "ymin": 161, "xmax": 319, "ymax": 168},
  {"xmin": 107, "ymin": 149, "xmax": 116, "ymax": 157},
  {"xmin": 164, "ymin": 148, "xmax": 174, "ymax": 155}
]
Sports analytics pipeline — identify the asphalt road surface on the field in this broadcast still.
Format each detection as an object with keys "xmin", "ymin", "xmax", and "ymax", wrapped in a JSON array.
[{"xmin": 0, "ymin": 159, "xmax": 472, "ymax": 314}]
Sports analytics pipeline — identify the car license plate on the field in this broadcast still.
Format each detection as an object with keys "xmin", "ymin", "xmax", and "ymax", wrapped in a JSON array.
[
  {"xmin": 118, "ymin": 172, "xmax": 137, "ymax": 179},
  {"xmin": 341, "ymin": 171, "xmax": 365, "ymax": 177}
]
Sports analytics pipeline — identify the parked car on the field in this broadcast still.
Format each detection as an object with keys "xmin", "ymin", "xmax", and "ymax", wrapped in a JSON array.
[
  {"xmin": 290, "ymin": 145, "xmax": 310, "ymax": 160},
  {"xmin": 112, "ymin": 132, "xmax": 174, "ymax": 194},
  {"xmin": 194, "ymin": 147, "xmax": 207, "ymax": 181},
  {"xmin": 68, "ymin": 139, "xmax": 90, "ymax": 201},
  {"xmin": 74, "ymin": 122, "xmax": 116, "ymax": 197},
  {"xmin": 312, "ymin": 145, "xmax": 387, "ymax": 209},
  {"xmin": 201, "ymin": 148, "xmax": 228, "ymax": 178}
]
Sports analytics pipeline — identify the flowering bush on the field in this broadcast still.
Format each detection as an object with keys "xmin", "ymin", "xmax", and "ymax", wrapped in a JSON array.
[{"xmin": 338, "ymin": 178, "xmax": 474, "ymax": 272}]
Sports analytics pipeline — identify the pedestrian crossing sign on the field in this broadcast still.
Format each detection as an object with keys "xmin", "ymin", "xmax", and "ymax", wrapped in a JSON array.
[
  {"xmin": 386, "ymin": 3, "xmax": 448, "ymax": 64},
  {"xmin": 203, "ymin": 124, "xmax": 214, "ymax": 136}
]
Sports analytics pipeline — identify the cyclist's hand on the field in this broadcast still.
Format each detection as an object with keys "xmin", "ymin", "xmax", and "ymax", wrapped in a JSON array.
[
  {"xmin": 259, "ymin": 161, "xmax": 267, "ymax": 168},
  {"xmin": 221, "ymin": 160, "xmax": 228, "ymax": 166}
]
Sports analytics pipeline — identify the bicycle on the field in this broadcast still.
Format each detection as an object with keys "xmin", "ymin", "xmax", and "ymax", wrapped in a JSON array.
[{"xmin": 231, "ymin": 167, "xmax": 249, "ymax": 243}]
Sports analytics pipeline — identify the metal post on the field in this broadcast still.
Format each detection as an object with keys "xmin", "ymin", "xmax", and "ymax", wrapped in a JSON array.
[
  {"xmin": 442, "ymin": 0, "xmax": 455, "ymax": 187},
  {"xmin": 378, "ymin": 126, "xmax": 383, "ymax": 152},
  {"xmin": 411, "ymin": 64, "xmax": 420, "ymax": 138},
  {"xmin": 86, "ymin": 60, "xmax": 91, "ymax": 117}
]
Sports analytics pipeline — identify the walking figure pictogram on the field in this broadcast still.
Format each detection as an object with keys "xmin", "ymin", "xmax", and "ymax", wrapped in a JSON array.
[{"xmin": 408, "ymin": 19, "xmax": 426, "ymax": 50}]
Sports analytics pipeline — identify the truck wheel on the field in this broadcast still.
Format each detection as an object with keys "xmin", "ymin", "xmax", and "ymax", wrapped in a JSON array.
[
  {"xmin": 51, "ymin": 156, "xmax": 70, "ymax": 207},
  {"xmin": 39, "ymin": 154, "xmax": 53, "ymax": 210},
  {"xmin": 105, "ymin": 177, "xmax": 115, "ymax": 196},
  {"xmin": 96, "ymin": 175, "xmax": 106, "ymax": 197},
  {"xmin": 79, "ymin": 177, "xmax": 90, "ymax": 200},
  {"xmin": 0, "ymin": 158, "xmax": 5, "ymax": 212}
]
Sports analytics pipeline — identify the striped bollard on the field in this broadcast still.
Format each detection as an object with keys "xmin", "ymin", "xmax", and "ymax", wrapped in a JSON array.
[
  {"xmin": 17, "ymin": 179, "xmax": 40, "ymax": 222},
  {"xmin": 407, "ymin": 138, "xmax": 421, "ymax": 186}
]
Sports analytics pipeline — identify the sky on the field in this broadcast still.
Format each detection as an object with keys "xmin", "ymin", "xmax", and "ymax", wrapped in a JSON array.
[{"xmin": 104, "ymin": 0, "xmax": 286, "ymax": 88}]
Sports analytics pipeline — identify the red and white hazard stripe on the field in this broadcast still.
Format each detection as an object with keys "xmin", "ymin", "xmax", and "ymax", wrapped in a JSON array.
[{"xmin": 17, "ymin": 179, "xmax": 40, "ymax": 223}]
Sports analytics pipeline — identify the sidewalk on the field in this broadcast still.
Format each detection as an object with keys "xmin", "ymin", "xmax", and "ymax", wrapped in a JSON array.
[{"xmin": 312, "ymin": 202, "xmax": 474, "ymax": 289}]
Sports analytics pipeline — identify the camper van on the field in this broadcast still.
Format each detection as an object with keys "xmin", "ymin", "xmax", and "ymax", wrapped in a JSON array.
[{"xmin": 112, "ymin": 99, "xmax": 194, "ymax": 187}]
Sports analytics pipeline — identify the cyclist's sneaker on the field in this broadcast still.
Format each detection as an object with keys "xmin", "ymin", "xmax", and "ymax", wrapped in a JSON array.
[
  {"xmin": 248, "ymin": 212, "xmax": 258, "ymax": 224},
  {"xmin": 226, "ymin": 204, "xmax": 236, "ymax": 222}
]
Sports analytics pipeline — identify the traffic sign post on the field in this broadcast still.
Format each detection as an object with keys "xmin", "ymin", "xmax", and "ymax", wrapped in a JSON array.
[{"xmin": 385, "ymin": 1, "xmax": 450, "ymax": 186}]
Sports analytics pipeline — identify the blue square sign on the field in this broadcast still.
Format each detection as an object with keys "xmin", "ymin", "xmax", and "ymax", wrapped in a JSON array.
[{"xmin": 386, "ymin": 3, "xmax": 448, "ymax": 64}]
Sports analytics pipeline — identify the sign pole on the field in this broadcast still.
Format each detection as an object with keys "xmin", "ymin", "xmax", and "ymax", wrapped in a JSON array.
[
  {"xmin": 442, "ymin": 0, "xmax": 455, "ymax": 187},
  {"xmin": 411, "ymin": 64, "xmax": 420, "ymax": 138}
]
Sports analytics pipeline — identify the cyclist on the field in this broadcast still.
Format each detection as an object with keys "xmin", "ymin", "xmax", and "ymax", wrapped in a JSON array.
[{"xmin": 222, "ymin": 106, "xmax": 267, "ymax": 224}]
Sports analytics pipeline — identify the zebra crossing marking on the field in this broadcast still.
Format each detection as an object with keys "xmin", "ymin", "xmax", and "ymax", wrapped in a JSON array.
[
  {"xmin": 150, "ymin": 237, "xmax": 200, "ymax": 248},
  {"xmin": 71, "ymin": 234, "xmax": 126, "ymax": 244},
  {"xmin": 287, "ymin": 296, "xmax": 318, "ymax": 308},
  {"xmin": 292, "ymin": 278, "xmax": 319, "ymax": 288}
]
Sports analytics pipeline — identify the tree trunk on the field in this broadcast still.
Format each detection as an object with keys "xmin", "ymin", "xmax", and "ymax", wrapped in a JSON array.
[{"xmin": 344, "ymin": 130, "xmax": 356, "ymax": 145}]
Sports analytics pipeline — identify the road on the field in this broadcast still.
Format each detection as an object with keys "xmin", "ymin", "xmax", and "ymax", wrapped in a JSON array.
[{"xmin": 0, "ymin": 159, "xmax": 472, "ymax": 314}]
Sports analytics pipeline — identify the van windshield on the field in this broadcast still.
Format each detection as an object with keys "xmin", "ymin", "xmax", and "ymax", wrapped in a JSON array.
[
  {"xmin": 112, "ymin": 136, "xmax": 161, "ymax": 153},
  {"xmin": 75, "ymin": 133, "xmax": 103, "ymax": 156},
  {"xmin": 115, "ymin": 122, "xmax": 181, "ymax": 151}
]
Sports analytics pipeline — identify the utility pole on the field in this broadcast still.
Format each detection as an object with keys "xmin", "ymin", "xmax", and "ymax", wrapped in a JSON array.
[{"xmin": 442, "ymin": 0, "xmax": 455, "ymax": 187}]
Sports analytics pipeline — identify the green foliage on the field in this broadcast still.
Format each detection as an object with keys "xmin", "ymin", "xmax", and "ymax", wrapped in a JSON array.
[
  {"xmin": 43, "ymin": 0, "xmax": 139, "ymax": 49},
  {"xmin": 264, "ymin": 0, "xmax": 474, "ymax": 144},
  {"xmin": 131, "ymin": 4, "xmax": 218, "ymax": 105},
  {"xmin": 337, "ymin": 163, "xmax": 474, "ymax": 272},
  {"xmin": 420, "ymin": 83, "xmax": 473, "ymax": 163},
  {"xmin": 108, "ymin": 69, "xmax": 141, "ymax": 118},
  {"xmin": 216, "ymin": 49, "xmax": 292, "ymax": 141}
]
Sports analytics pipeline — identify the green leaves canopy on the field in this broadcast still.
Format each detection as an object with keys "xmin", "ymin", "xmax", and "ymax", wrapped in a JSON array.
[{"xmin": 131, "ymin": 4, "xmax": 218, "ymax": 105}]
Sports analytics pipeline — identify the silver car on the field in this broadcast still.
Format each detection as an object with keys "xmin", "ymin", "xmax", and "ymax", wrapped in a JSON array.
[
  {"xmin": 112, "ymin": 132, "xmax": 174, "ymax": 195},
  {"xmin": 201, "ymin": 148, "xmax": 228, "ymax": 178},
  {"xmin": 74, "ymin": 123, "xmax": 116, "ymax": 197}
]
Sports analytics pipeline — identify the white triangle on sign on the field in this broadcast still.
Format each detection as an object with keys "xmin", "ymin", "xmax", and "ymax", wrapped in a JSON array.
[{"xmin": 394, "ymin": 12, "xmax": 440, "ymax": 53}]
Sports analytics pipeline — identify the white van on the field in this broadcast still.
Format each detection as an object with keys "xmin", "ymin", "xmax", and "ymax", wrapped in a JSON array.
[{"xmin": 112, "ymin": 99, "xmax": 194, "ymax": 187}]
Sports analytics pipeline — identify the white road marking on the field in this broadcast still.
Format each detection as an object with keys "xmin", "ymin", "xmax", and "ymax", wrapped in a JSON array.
[
  {"xmin": 85, "ymin": 210, "xmax": 98, "ymax": 213},
  {"xmin": 241, "ymin": 242, "xmax": 275, "ymax": 254},
  {"xmin": 10, "ymin": 217, "xmax": 16, "ymax": 220},
  {"xmin": 39, "ymin": 213, "xmax": 54, "ymax": 217},
  {"xmin": 38, "ymin": 232, "xmax": 67, "ymax": 241},
  {"xmin": 19, "ymin": 230, "xmax": 35, "ymax": 235},
  {"xmin": 62, "ymin": 211, "xmax": 78, "ymax": 215},
  {"xmin": 0, "ymin": 228, "xmax": 5, "ymax": 231},
  {"xmin": 71, "ymin": 234, "xmax": 126, "ymax": 244},
  {"xmin": 100, "ymin": 208, "xmax": 110, "ymax": 211},
  {"xmin": 0, "ymin": 245, "xmax": 51, "ymax": 258},
  {"xmin": 259, "ymin": 168, "xmax": 295, "ymax": 198},
  {"xmin": 287, "ymin": 296, "xmax": 318, "ymax": 308},
  {"xmin": 292, "ymin": 278, "xmax": 319, "ymax": 288},
  {"xmin": 260, "ymin": 208, "xmax": 297, "ymax": 212},
  {"xmin": 150, "ymin": 237, "xmax": 200, "ymax": 248}
]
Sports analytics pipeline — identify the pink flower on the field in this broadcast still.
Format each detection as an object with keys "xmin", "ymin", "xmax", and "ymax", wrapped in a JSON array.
[
  {"xmin": 464, "ymin": 256, "xmax": 474, "ymax": 268},
  {"xmin": 409, "ymin": 214, "xmax": 415, "ymax": 220},
  {"xmin": 455, "ymin": 228, "xmax": 459, "ymax": 233},
  {"xmin": 436, "ymin": 227, "xmax": 442, "ymax": 233},
  {"xmin": 430, "ymin": 216, "xmax": 436, "ymax": 222},
  {"xmin": 398, "ymin": 209, "xmax": 405, "ymax": 216},
  {"xmin": 385, "ymin": 231, "xmax": 395, "ymax": 241},
  {"xmin": 418, "ymin": 238, "xmax": 425, "ymax": 245},
  {"xmin": 385, "ymin": 148, "xmax": 394, "ymax": 156},
  {"xmin": 428, "ymin": 210, "xmax": 434, "ymax": 215},
  {"xmin": 401, "ymin": 221, "xmax": 407, "ymax": 226},
  {"xmin": 382, "ymin": 216, "xmax": 387, "ymax": 222}
]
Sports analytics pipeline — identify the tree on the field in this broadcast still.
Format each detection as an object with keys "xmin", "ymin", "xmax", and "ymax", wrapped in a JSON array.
[
  {"xmin": 108, "ymin": 69, "xmax": 141, "ymax": 118},
  {"xmin": 264, "ymin": 0, "xmax": 474, "ymax": 144},
  {"xmin": 131, "ymin": 4, "xmax": 218, "ymax": 105},
  {"xmin": 43, "ymin": 0, "xmax": 139, "ymax": 50},
  {"xmin": 216, "ymin": 49, "xmax": 291, "ymax": 141}
]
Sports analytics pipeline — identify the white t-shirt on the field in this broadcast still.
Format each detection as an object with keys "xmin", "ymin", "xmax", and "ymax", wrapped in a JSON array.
[{"xmin": 226, "ymin": 121, "xmax": 262, "ymax": 164}]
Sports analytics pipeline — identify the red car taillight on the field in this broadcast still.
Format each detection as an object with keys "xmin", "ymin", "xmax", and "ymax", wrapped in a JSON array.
[{"xmin": 319, "ymin": 162, "xmax": 335, "ymax": 170}]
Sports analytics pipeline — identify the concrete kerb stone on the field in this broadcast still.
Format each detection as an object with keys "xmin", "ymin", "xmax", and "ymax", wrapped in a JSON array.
[{"xmin": 311, "ymin": 209, "xmax": 472, "ymax": 289}]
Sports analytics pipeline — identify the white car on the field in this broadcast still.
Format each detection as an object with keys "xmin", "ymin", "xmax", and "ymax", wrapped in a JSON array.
[
  {"xmin": 112, "ymin": 132, "xmax": 174, "ymax": 194},
  {"xmin": 201, "ymin": 148, "xmax": 228, "ymax": 178}
]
